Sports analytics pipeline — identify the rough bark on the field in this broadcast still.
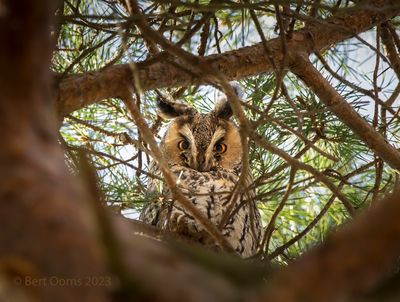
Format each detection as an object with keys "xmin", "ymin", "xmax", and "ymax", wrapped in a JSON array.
[
  {"xmin": 290, "ymin": 55, "xmax": 400, "ymax": 170},
  {"xmin": 264, "ymin": 188, "xmax": 400, "ymax": 302},
  {"xmin": 0, "ymin": 1, "xmax": 106, "ymax": 301},
  {"xmin": 3, "ymin": 0, "xmax": 400, "ymax": 301},
  {"xmin": 56, "ymin": 0, "xmax": 400, "ymax": 115},
  {"xmin": 381, "ymin": 22, "xmax": 400, "ymax": 80}
]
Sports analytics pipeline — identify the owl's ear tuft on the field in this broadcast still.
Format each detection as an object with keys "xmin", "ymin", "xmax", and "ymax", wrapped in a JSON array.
[
  {"xmin": 213, "ymin": 82, "xmax": 244, "ymax": 120},
  {"xmin": 213, "ymin": 99, "xmax": 233, "ymax": 120},
  {"xmin": 157, "ymin": 98, "xmax": 196, "ymax": 119}
]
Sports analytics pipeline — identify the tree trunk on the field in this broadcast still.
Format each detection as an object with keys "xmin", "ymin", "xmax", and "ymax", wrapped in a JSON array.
[{"xmin": 0, "ymin": 1, "xmax": 106, "ymax": 301}]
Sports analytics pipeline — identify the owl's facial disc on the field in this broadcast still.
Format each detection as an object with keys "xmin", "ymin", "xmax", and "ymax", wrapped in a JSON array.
[
  {"xmin": 172, "ymin": 117, "xmax": 216, "ymax": 171},
  {"xmin": 173, "ymin": 116, "xmax": 239, "ymax": 172},
  {"xmin": 161, "ymin": 98, "xmax": 243, "ymax": 173}
]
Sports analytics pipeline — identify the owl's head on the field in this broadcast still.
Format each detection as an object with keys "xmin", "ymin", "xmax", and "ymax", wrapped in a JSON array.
[{"xmin": 158, "ymin": 88, "xmax": 243, "ymax": 173}]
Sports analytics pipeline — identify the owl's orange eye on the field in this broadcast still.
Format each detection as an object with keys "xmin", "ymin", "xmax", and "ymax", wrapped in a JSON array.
[
  {"xmin": 178, "ymin": 140, "xmax": 190, "ymax": 151},
  {"xmin": 214, "ymin": 142, "xmax": 227, "ymax": 153}
]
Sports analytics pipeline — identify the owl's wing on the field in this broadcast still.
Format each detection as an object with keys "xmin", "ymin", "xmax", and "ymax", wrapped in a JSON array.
[
  {"xmin": 243, "ymin": 174, "xmax": 262, "ymax": 254},
  {"xmin": 243, "ymin": 171, "xmax": 262, "ymax": 251},
  {"xmin": 216, "ymin": 170, "xmax": 262, "ymax": 257},
  {"xmin": 139, "ymin": 165, "xmax": 263, "ymax": 258}
]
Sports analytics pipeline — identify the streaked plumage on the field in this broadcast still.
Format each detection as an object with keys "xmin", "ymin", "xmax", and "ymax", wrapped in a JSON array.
[{"xmin": 140, "ymin": 85, "xmax": 261, "ymax": 257}]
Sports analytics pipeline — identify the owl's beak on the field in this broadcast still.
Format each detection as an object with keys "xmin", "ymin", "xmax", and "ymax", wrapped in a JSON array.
[{"xmin": 196, "ymin": 153, "xmax": 211, "ymax": 172}]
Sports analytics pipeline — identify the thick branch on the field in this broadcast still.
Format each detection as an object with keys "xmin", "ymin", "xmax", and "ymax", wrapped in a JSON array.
[
  {"xmin": 290, "ymin": 55, "xmax": 400, "ymax": 170},
  {"xmin": 265, "ymin": 187, "xmax": 400, "ymax": 302},
  {"xmin": 0, "ymin": 1, "xmax": 106, "ymax": 301},
  {"xmin": 56, "ymin": 0, "xmax": 400, "ymax": 115},
  {"xmin": 381, "ymin": 22, "xmax": 400, "ymax": 80}
]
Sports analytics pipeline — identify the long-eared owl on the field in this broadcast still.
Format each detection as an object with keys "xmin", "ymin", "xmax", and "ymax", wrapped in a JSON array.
[{"xmin": 140, "ymin": 85, "xmax": 262, "ymax": 258}]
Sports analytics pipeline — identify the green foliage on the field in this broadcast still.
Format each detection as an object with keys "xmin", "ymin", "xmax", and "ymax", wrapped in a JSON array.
[{"xmin": 57, "ymin": 0, "xmax": 400, "ymax": 261}]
